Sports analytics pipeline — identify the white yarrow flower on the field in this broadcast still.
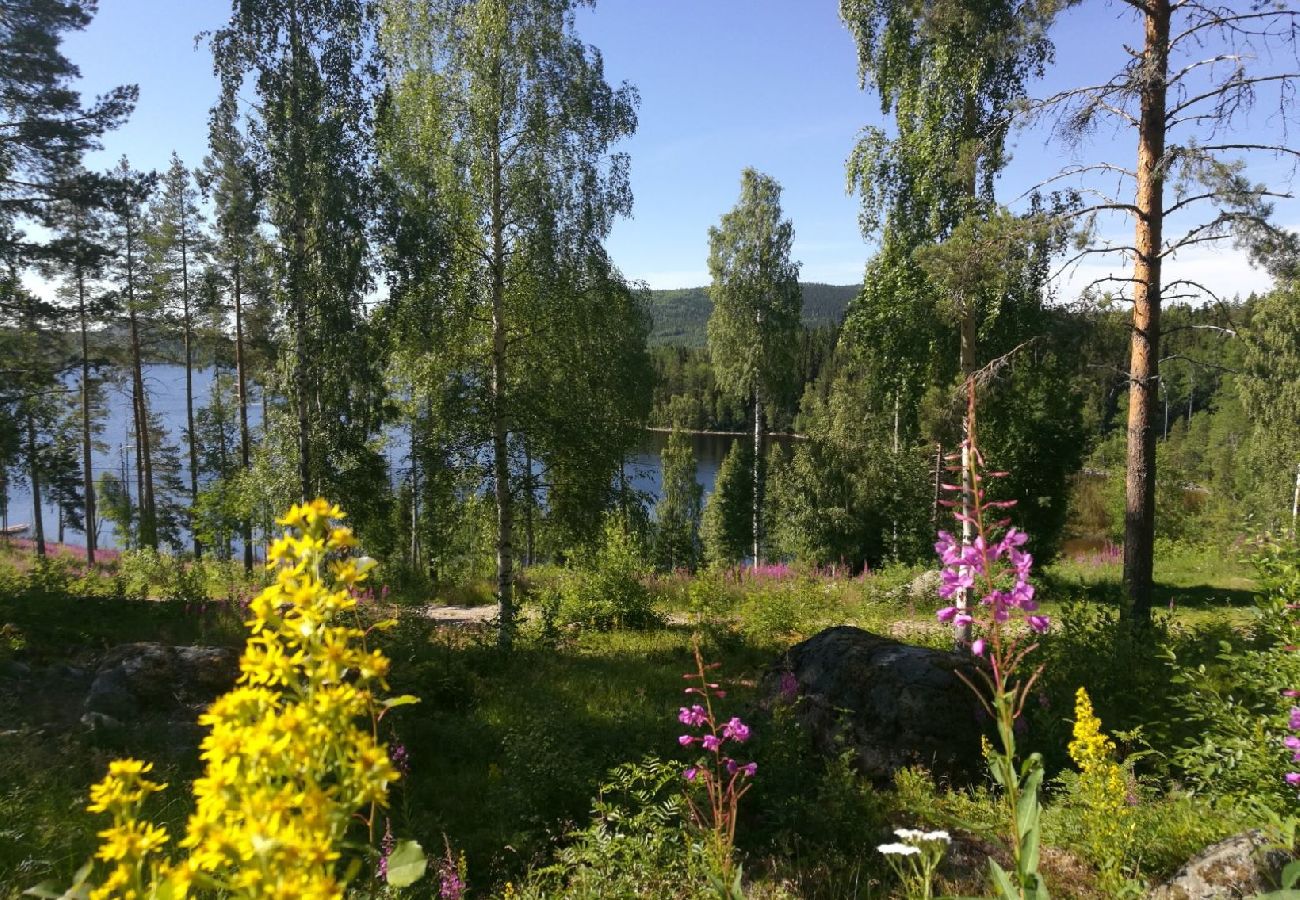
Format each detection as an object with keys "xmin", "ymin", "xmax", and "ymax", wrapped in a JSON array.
[
  {"xmin": 893, "ymin": 828, "xmax": 926, "ymax": 841},
  {"xmin": 922, "ymin": 830, "xmax": 951, "ymax": 843},
  {"xmin": 877, "ymin": 843, "xmax": 922, "ymax": 856}
]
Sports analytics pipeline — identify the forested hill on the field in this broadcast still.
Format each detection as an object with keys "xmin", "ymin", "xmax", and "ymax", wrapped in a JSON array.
[{"xmin": 647, "ymin": 282, "xmax": 860, "ymax": 346}]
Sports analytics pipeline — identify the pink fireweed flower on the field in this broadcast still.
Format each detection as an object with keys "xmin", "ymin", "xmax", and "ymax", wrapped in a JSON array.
[
  {"xmin": 1288, "ymin": 772, "xmax": 1300, "ymax": 786},
  {"xmin": 1290, "ymin": 707, "xmax": 1300, "ymax": 731},
  {"xmin": 679, "ymin": 735, "xmax": 696, "ymax": 746},
  {"xmin": 721, "ymin": 717, "xmax": 750, "ymax": 743},
  {"xmin": 937, "ymin": 606, "xmax": 958, "ymax": 623},
  {"xmin": 971, "ymin": 638, "xmax": 986, "ymax": 657},
  {"xmin": 679, "ymin": 704, "xmax": 707, "ymax": 726},
  {"xmin": 684, "ymin": 767, "xmax": 698, "ymax": 781},
  {"xmin": 725, "ymin": 758, "xmax": 758, "ymax": 777},
  {"xmin": 702, "ymin": 734, "xmax": 722, "ymax": 752}
]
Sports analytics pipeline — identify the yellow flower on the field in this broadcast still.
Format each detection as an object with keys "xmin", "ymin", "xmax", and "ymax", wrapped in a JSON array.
[
  {"xmin": 327, "ymin": 526, "xmax": 358, "ymax": 550},
  {"xmin": 1068, "ymin": 687, "xmax": 1134, "ymax": 892},
  {"xmin": 84, "ymin": 499, "xmax": 410, "ymax": 899}
]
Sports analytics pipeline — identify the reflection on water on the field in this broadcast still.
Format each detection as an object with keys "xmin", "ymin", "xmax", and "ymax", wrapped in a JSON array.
[{"xmin": 3, "ymin": 365, "xmax": 795, "ymax": 551}]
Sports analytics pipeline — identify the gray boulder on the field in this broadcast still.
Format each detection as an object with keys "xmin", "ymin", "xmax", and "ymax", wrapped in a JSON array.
[
  {"xmin": 1148, "ymin": 831, "xmax": 1291, "ymax": 899},
  {"xmin": 760, "ymin": 625, "xmax": 985, "ymax": 783},
  {"xmin": 84, "ymin": 642, "xmax": 238, "ymax": 721}
]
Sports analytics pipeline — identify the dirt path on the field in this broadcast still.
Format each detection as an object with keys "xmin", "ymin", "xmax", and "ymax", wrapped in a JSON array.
[{"xmin": 416, "ymin": 604, "xmax": 500, "ymax": 626}]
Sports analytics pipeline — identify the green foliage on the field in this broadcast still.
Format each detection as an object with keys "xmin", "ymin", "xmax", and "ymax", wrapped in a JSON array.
[
  {"xmin": 706, "ymin": 168, "xmax": 803, "ymax": 412},
  {"xmin": 654, "ymin": 428, "xmax": 704, "ymax": 572},
  {"xmin": 746, "ymin": 704, "xmax": 887, "ymax": 895},
  {"xmin": 702, "ymin": 442, "xmax": 754, "ymax": 567},
  {"xmin": 1166, "ymin": 543, "xmax": 1300, "ymax": 809},
  {"xmin": 736, "ymin": 578, "xmax": 823, "ymax": 646},
  {"xmin": 556, "ymin": 518, "xmax": 661, "ymax": 631},
  {"xmin": 519, "ymin": 756, "xmax": 708, "ymax": 899}
]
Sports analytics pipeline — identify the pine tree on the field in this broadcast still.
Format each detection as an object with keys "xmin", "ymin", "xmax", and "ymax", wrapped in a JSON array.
[
  {"xmin": 149, "ymin": 153, "xmax": 208, "ymax": 555},
  {"xmin": 104, "ymin": 160, "xmax": 160, "ymax": 549},
  {"xmin": 45, "ymin": 170, "xmax": 113, "ymax": 562},
  {"xmin": 200, "ymin": 100, "xmax": 267, "ymax": 571},
  {"xmin": 701, "ymin": 441, "xmax": 753, "ymax": 568}
]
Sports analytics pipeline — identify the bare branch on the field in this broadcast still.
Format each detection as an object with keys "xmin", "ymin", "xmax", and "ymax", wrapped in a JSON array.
[{"xmin": 1166, "ymin": 73, "xmax": 1300, "ymax": 122}]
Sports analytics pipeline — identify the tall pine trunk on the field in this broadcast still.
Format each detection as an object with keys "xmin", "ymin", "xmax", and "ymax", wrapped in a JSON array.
[
  {"xmin": 180, "ymin": 193, "xmax": 200, "ymax": 556},
  {"xmin": 752, "ymin": 387, "xmax": 763, "ymax": 565},
  {"xmin": 25, "ymin": 410, "xmax": 44, "ymax": 557},
  {"xmin": 1123, "ymin": 0, "xmax": 1169, "ymax": 622},
  {"xmin": 125, "ymin": 210, "xmax": 158, "ymax": 550},
  {"xmin": 233, "ymin": 261, "xmax": 253, "ymax": 572},
  {"xmin": 76, "ymin": 250, "xmax": 96, "ymax": 564},
  {"xmin": 289, "ymin": 2, "xmax": 311, "ymax": 503}
]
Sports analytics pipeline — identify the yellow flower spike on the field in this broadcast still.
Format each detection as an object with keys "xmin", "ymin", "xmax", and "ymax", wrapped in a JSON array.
[
  {"xmin": 327, "ymin": 526, "xmax": 358, "ymax": 550},
  {"xmin": 276, "ymin": 504, "xmax": 309, "ymax": 528},
  {"xmin": 84, "ymin": 500, "xmax": 408, "ymax": 899},
  {"xmin": 328, "ymin": 559, "xmax": 362, "ymax": 588}
]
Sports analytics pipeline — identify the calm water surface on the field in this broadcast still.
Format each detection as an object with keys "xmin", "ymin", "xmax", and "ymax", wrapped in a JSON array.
[{"xmin": 4, "ymin": 365, "xmax": 762, "ymax": 551}]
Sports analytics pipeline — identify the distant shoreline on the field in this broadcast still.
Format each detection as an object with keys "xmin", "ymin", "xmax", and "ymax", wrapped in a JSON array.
[{"xmin": 645, "ymin": 426, "xmax": 808, "ymax": 440}]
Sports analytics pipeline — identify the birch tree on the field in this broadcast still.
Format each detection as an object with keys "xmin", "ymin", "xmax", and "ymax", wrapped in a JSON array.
[
  {"xmin": 706, "ymin": 168, "xmax": 802, "ymax": 565},
  {"xmin": 210, "ymin": 0, "xmax": 384, "ymax": 523},
  {"xmin": 378, "ymin": 0, "xmax": 639, "ymax": 648}
]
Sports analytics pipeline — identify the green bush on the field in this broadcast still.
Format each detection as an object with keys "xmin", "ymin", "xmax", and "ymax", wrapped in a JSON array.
[
  {"xmin": 557, "ymin": 518, "xmax": 661, "ymax": 631},
  {"xmin": 519, "ymin": 756, "xmax": 708, "ymax": 899},
  {"xmin": 737, "ymin": 578, "xmax": 821, "ymax": 645},
  {"xmin": 1164, "ymin": 539, "xmax": 1300, "ymax": 809}
]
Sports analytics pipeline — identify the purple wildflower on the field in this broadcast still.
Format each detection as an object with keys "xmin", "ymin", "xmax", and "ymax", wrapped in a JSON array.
[
  {"xmin": 721, "ymin": 717, "xmax": 750, "ymax": 743},
  {"xmin": 378, "ymin": 818, "xmax": 396, "ymax": 881},
  {"xmin": 679, "ymin": 704, "xmax": 707, "ymax": 726},
  {"xmin": 389, "ymin": 742, "xmax": 411, "ymax": 777}
]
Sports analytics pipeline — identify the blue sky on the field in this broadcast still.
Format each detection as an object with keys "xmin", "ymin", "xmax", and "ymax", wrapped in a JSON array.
[{"xmin": 62, "ymin": 0, "xmax": 1295, "ymax": 297}]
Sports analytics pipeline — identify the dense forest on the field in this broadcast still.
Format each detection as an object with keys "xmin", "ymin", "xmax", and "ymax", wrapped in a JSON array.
[{"xmin": 3, "ymin": 0, "xmax": 1300, "ymax": 898}]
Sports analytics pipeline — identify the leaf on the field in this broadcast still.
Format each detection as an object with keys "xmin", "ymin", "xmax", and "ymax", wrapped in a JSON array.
[
  {"xmin": 385, "ymin": 839, "xmax": 428, "ymax": 888},
  {"xmin": 21, "ymin": 885, "xmax": 63, "ymax": 899},
  {"xmin": 1017, "ymin": 770, "xmax": 1043, "ymax": 838},
  {"xmin": 382, "ymin": 695, "xmax": 421, "ymax": 710},
  {"xmin": 1285, "ymin": 860, "xmax": 1300, "ymax": 889},
  {"xmin": 988, "ymin": 859, "xmax": 1019, "ymax": 900},
  {"xmin": 1022, "ymin": 818, "xmax": 1041, "ymax": 877}
]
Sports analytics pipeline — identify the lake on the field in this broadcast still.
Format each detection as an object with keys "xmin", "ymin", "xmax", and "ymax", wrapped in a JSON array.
[{"xmin": 3, "ymin": 365, "xmax": 751, "ymax": 551}]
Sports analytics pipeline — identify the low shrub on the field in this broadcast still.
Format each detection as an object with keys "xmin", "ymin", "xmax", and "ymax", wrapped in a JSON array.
[{"xmin": 556, "ymin": 518, "xmax": 661, "ymax": 631}]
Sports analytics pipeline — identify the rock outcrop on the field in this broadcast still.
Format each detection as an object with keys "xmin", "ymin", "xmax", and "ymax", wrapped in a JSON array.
[
  {"xmin": 1149, "ymin": 830, "xmax": 1292, "ymax": 900},
  {"xmin": 760, "ymin": 625, "xmax": 986, "ymax": 783},
  {"xmin": 83, "ymin": 642, "xmax": 238, "ymax": 723}
]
